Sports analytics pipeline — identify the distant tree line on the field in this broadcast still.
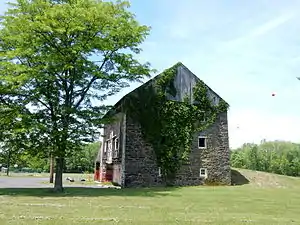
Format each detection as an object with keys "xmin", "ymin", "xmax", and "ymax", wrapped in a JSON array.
[
  {"xmin": 0, "ymin": 142, "xmax": 100, "ymax": 174},
  {"xmin": 231, "ymin": 140, "xmax": 300, "ymax": 177}
]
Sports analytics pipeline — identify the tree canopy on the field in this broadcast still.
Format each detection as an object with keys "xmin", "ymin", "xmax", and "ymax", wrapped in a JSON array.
[
  {"xmin": 231, "ymin": 140, "xmax": 300, "ymax": 177},
  {"xmin": 0, "ymin": 142, "xmax": 100, "ymax": 174},
  {"xmin": 0, "ymin": 0, "xmax": 152, "ymax": 191}
]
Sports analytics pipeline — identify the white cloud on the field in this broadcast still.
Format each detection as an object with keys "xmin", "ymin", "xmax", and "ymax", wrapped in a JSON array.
[
  {"xmin": 228, "ymin": 108, "xmax": 300, "ymax": 148},
  {"xmin": 250, "ymin": 13, "xmax": 295, "ymax": 37},
  {"xmin": 224, "ymin": 12, "xmax": 295, "ymax": 48}
]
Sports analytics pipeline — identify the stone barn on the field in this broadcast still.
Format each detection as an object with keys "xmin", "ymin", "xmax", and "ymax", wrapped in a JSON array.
[{"xmin": 94, "ymin": 62, "xmax": 231, "ymax": 187}]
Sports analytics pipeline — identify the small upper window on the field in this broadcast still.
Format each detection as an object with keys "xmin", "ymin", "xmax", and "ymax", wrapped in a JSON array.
[
  {"xmin": 198, "ymin": 136, "xmax": 207, "ymax": 149},
  {"xmin": 158, "ymin": 167, "xmax": 162, "ymax": 177},
  {"xmin": 199, "ymin": 168, "xmax": 207, "ymax": 178}
]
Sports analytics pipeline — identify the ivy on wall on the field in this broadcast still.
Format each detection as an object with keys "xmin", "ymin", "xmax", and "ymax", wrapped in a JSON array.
[{"xmin": 125, "ymin": 63, "xmax": 229, "ymax": 184}]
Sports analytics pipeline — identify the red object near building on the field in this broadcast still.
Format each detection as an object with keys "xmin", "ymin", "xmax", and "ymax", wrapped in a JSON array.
[
  {"xmin": 94, "ymin": 162, "xmax": 114, "ymax": 182},
  {"xmin": 94, "ymin": 162, "xmax": 100, "ymax": 181},
  {"xmin": 94, "ymin": 169, "xmax": 100, "ymax": 181},
  {"xmin": 104, "ymin": 164, "xmax": 113, "ymax": 182}
]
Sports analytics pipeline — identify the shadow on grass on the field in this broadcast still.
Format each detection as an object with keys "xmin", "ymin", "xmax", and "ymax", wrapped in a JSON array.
[
  {"xmin": 231, "ymin": 169, "xmax": 250, "ymax": 185},
  {"xmin": 0, "ymin": 186, "xmax": 181, "ymax": 197}
]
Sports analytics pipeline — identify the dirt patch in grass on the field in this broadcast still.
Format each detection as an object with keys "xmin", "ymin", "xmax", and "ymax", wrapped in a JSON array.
[{"xmin": 233, "ymin": 168, "xmax": 300, "ymax": 188}]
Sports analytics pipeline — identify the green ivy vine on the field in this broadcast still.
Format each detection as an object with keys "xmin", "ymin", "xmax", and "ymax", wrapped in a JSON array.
[{"xmin": 124, "ymin": 63, "xmax": 229, "ymax": 184}]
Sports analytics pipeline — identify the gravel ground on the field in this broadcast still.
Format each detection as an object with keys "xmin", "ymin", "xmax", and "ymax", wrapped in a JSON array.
[
  {"xmin": 0, "ymin": 176, "xmax": 51, "ymax": 188},
  {"xmin": 0, "ymin": 176, "xmax": 119, "ymax": 189}
]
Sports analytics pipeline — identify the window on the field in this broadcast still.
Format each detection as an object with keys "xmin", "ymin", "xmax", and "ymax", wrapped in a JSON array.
[
  {"xmin": 158, "ymin": 167, "xmax": 162, "ymax": 177},
  {"xmin": 199, "ymin": 168, "xmax": 207, "ymax": 178},
  {"xmin": 110, "ymin": 131, "xmax": 114, "ymax": 139},
  {"xmin": 213, "ymin": 96, "xmax": 218, "ymax": 103},
  {"xmin": 115, "ymin": 138, "xmax": 119, "ymax": 151},
  {"xmin": 113, "ymin": 138, "xmax": 119, "ymax": 158},
  {"xmin": 104, "ymin": 141, "xmax": 109, "ymax": 153},
  {"xmin": 112, "ymin": 137, "xmax": 116, "ymax": 150},
  {"xmin": 198, "ymin": 136, "xmax": 207, "ymax": 149}
]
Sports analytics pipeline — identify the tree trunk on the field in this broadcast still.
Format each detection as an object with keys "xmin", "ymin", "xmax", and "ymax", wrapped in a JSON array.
[
  {"xmin": 54, "ymin": 157, "xmax": 64, "ymax": 192},
  {"xmin": 49, "ymin": 154, "xmax": 54, "ymax": 183},
  {"xmin": 6, "ymin": 150, "xmax": 11, "ymax": 176}
]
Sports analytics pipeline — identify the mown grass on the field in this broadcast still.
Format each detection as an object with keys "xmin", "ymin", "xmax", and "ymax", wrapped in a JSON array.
[{"xmin": 0, "ymin": 169, "xmax": 300, "ymax": 225}]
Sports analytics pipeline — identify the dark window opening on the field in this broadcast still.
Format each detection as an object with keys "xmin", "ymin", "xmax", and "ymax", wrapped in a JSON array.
[
  {"xmin": 112, "ymin": 137, "xmax": 116, "ymax": 151},
  {"xmin": 198, "ymin": 137, "xmax": 206, "ymax": 149},
  {"xmin": 115, "ymin": 138, "xmax": 119, "ymax": 150},
  {"xmin": 95, "ymin": 162, "xmax": 100, "ymax": 170}
]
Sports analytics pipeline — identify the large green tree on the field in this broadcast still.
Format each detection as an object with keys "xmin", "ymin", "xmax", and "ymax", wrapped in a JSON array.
[
  {"xmin": 0, "ymin": 0, "xmax": 152, "ymax": 191},
  {"xmin": 231, "ymin": 141, "xmax": 300, "ymax": 177},
  {"xmin": 0, "ymin": 102, "xmax": 30, "ymax": 175},
  {"xmin": 65, "ymin": 142, "xmax": 100, "ymax": 173}
]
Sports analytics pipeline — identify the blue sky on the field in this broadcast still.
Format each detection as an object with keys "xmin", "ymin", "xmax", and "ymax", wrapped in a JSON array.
[{"xmin": 1, "ymin": 0, "xmax": 300, "ymax": 148}]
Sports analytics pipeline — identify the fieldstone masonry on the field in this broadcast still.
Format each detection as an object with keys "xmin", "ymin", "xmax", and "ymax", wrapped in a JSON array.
[
  {"xmin": 100, "ymin": 104, "xmax": 231, "ymax": 188},
  {"xmin": 122, "ymin": 111, "xmax": 231, "ymax": 187},
  {"xmin": 196, "ymin": 111, "xmax": 231, "ymax": 185},
  {"xmin": 124, "ymin": 116, "xmax": 163, "ymax": 187}
]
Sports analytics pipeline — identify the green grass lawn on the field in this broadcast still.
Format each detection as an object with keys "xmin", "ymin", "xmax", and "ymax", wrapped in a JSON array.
[{"xmin": 0, "ymin": 169, "xmax": 300, "ymax": 225}]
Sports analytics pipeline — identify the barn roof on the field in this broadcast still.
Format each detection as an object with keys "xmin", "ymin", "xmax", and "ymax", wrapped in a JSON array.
[{"xmin": 102, "ymin": 62, "xmax": 229, "ymax": 119}]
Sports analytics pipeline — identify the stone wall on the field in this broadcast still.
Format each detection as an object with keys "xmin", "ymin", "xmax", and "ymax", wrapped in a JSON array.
[
  {"xmin": 169, "ymin": 112, "xmax": 230, "ymax": 186},
  {"xmin": 124, "ymin": 116, "xmax": 163, "ymax": 187},
  {"xmin": 112, "ymin": 164, "xmax": 122, "ymax": 185},
  {"xmin": 123, "ymin": 111, "xmax": 231, "ymax": 187},
  {"xmin": 192, "ymin": 111, "xmax": 231, "ymax": 185}
]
